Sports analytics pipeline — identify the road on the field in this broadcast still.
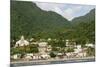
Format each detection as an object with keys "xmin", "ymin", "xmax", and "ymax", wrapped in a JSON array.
[{"xmin": 10, "ymin": 57, "xmax": 95, "ymax": 67}]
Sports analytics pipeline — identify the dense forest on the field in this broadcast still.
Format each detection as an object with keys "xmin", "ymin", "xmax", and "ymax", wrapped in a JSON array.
[{"xmin": 11, "ymin": 1, "xmax": 95, "ymax": 45}]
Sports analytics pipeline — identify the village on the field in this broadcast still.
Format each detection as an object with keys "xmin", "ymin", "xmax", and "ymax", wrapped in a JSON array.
[{"xmin": 11, "ymin": 35, "xmax": 95, "ymax": 62}]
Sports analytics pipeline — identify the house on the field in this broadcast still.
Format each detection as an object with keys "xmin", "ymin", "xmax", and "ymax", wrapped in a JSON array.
[
  {"xmin": 46, "ymin": 45, "xmax": 52, "ymax": 52},
  {"xmin": 76, "ymin": 52, "xmax": 87, "ymax": 58},
  {"xmin": 74, "ymin": 45, "xmax": 82, "ymax": 53},
  {"xmin": 47, "ymin": 38, "xmax": 52, "ymax": 41},
  {"xmin": 40, "ymin": 54, "xmax": 50, "ymax": 59},
  {"xmin": 30, "ymin": 42, "xmax": 39, "ymax": 45},
  {"xmin": 65, "ymin": 52, "xmax": 75, "ymax": 58},
  {"xmin": 57, "ymin": 53, "xmax": 64, "ymax": 58},
  {"xmin": 24, "ymin": 53, "xmax": 42, "ymax": 60},
  {"xmin": 11, "ymin": 54, "xmax": 21, "ymax": 59},
  {"xmin": 38, "ymin": 42, "xmax": 48, "ymax": 54},
  {"xmin": 65, "ymin": 39, "xmax": 76, "ymax": 47},
  {"xmin": 85, "ymin": 43, "xmax": 95, "ymax": 48},
  {"xmin": 40, "ymin": 39, "xmax": 46, "ymax": 42},
  {"xmin": 24, "ymin": 55, "xmax": 33, "ymax": 60},
  {"xmin": 74, "ymin": 45, "xmax": 87, "ymax": 58},
  {"xmin": 33, "ymin": 54, "xmax": 41, "ymax": 60},
  {"xmin": 65, "ymin": 39, "xmax": 69, "ymax": 46},
  {"xmin": 29, "ymin": 38, "xmax": 34, "ymax": 42},
  {"xmin": 38, "ymin": 42, "xmax": 48, "ymax": 47}
]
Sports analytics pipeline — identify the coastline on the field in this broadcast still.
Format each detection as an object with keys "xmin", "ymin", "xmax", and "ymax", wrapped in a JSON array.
[{"xmin": 10, "ymin": 56, "xmax": 95, "ymax": 66}]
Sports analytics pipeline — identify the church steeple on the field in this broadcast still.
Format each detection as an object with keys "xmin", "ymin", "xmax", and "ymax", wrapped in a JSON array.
[{"xmin": 21, "ymin": 35, "xmax": 24, "ymax": 41}]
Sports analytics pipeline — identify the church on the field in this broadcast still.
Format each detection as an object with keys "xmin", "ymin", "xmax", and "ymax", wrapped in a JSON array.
[{"xmin": 15, "ymin": 35, "xmax": 29, "ymax": 47}]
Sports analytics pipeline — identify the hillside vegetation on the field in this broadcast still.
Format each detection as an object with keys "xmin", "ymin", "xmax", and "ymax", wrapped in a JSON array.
[{"xmin": 11, "ymin": 1, "xmax": 95, "ymax": 45}]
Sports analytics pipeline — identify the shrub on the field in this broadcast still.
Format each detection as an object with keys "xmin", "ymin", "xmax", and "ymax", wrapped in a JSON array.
[
  {"xmin": 66, "ymin": 48, "xmax": 74, "ymax": 52},
  {"xmin": 49, "ymin": 52, "xmax": 56, "ymax": 58},
  {"xmin": 86, "ymin": 47, "xmax": 95, "ymax": 56}
]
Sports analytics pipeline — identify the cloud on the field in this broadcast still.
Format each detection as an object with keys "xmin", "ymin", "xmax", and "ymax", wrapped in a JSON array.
[
  {"xmin": 34, "ymin": 2, "xmax": 95, "ymax": 21},
  {"xmin": 63, "ymin": 6, "xmax": 83, "ymax": 20}
]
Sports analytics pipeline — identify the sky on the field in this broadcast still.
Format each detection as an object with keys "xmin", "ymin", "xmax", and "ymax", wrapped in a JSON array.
[{"xmin": 34, "ymin": 2, "xmax": 95, "ymax": 21}]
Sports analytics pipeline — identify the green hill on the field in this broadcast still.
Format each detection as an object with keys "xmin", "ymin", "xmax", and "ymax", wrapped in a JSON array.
[
  {"xmin": 11, "ymin": 1, "xmax": 70, "ymax": 39},
  {"xmin": 11, "ymin": 1, "xmax": 95, "ymax": 44},
  {"xmin": 70, "ymin": 9, "xmax": 95, "ymax": 44},
  {"xmin": 71, "ymin": 9, "xmax": 95, "ymax": 25}
]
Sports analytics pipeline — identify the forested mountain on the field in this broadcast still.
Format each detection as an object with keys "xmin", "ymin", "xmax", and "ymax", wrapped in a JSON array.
[
  {"xmin": 11, "ymin": 1, "xmax": 70, "ymax": 39},
  {"xmin": 11, "ymin": 1, "xmax": 95, "ymax": 44},
  {"xmin": 71, "ymin": 9, "xmax": 95, "ymax": 25},
  {"xmin": 70, "ymin": 9, "xmax": 95, "ymax": 44}
]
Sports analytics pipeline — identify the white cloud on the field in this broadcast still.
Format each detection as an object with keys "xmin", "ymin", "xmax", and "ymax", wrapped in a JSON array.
[
  {"xmin": 34, "ymin": 2, "xmax": 95, "ymax": 21},
  {"xmin": 63, "ymin": 6, "xmax": 83, "ymax": 20}
]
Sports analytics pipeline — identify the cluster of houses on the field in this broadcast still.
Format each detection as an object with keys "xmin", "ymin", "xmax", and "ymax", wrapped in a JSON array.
[{"xmin": 11, "ymin": 36, "xmax": 95, "ymax": 61}]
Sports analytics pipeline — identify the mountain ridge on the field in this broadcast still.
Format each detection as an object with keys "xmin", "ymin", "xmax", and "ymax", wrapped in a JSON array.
[
  {"xmin": 11, "ymin": 1, "xmax": 70, "ymax": 39},
  {"xmin": 11, "ymin": 1, "xmax": 95, "ymax": 44}
]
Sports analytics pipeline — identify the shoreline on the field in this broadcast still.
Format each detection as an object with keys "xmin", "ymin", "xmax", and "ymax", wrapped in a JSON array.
[{"xmin": 10, "ymin": 56, "xmax": 95, "ymax": 66}]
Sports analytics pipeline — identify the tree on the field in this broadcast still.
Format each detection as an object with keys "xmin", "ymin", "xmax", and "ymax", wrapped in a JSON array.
[
  {"xmin": 24, "ymin": 45, "xmax": 39, "ymax": 53},
  {"xmin": 52, "ymin": 47, "xmax": 59, "ymax": 52},
  {"xmin": 65, "ymin": 47, "xmax": 74, "ymax": 52},
  {"xmin": 49, "ymin": 52, "xmax": 56, "ymax": 58},
  {"xmin": 86, "ymin": 47, "xmax": 95, "ymax": 56},
  {"xmin": 11, "ymin": 47, "xmax": 24, "ymax": 55},
  {"xmin": 30, "ymin": 47, "xmax": 39, "ymax": 53}
]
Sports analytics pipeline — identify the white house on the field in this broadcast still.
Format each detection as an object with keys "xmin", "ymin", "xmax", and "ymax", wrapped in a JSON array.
[
  {"xmin": 32, "ymin": 54, "xmax": 41, "ymax": 60},
  {"xmin": 74, "ymin": 45, "xmax": 82, "ymax": 53},
  {"xmin": 29, "ymin": 38, "xmax": 34, "ymax": 42},
  {"xmin": 65, "ymin": 39, "xmax": 69, "ymax": 46},
  {"xmin": 40, "ymin": 54, "xmax": 50, "ymax": 59},
  {"xmin": 76, "ymin": 52, "xmax": 87, "ymax": 58},
  {"xmin": 65, "ymin": 52, "xmax": 75, "ymax": 58},
  {"xmin": 38, "ymin": 42, "xmax": 48, "ymax": 47},
  {"xmin": 46, "ymin": 45, "xmax": 52, "ymax": 52},
  {"xmin": 47, "ymin": 38, "xmax": 52, "ymax": 41},
  {"xmin": 38, "ymin": 42, "xmax": 48, "ymax": 54},
  {"xmin": 30, "ymin": 42, "xmax": 39, "ymax": 45},
  {"xmin": 24, "ymin": 55, "xmax": 33, "ymax": 60},
  {"xmin": 11, "ymin": 54, "xmax": 21, "ymax": 59},
  {"xmin": 85, "ymin": 43, "xmax": 95, "ymax": 48}
]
